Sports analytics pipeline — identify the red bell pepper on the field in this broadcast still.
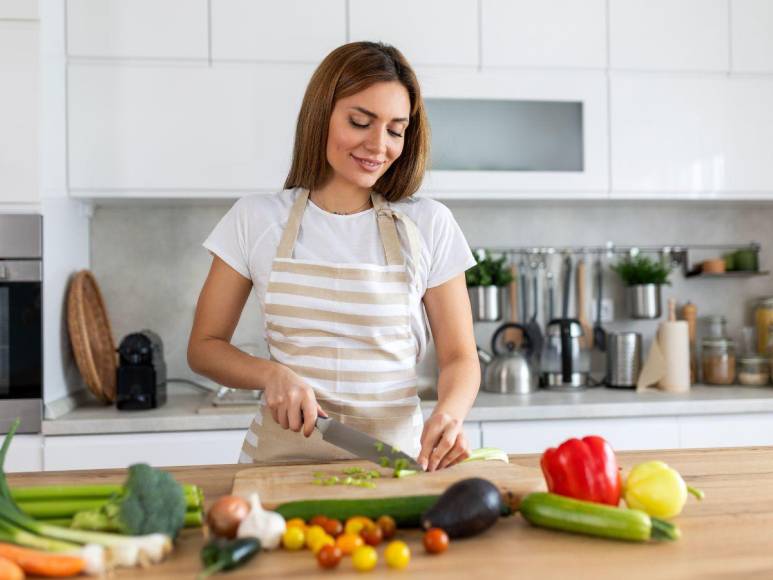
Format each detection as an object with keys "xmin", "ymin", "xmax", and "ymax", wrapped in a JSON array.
[{"xmin": 540, "ymin": 435, "xmax": 622, "ymax": 506}]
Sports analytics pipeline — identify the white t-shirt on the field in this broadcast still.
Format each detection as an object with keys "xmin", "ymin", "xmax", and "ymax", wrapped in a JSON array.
[{"xmin": 203, "ymin": 188, "xmax": 476, "ymax": 361}]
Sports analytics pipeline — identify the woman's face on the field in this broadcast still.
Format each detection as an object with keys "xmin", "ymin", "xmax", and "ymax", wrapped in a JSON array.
[{"xmin": 326, "ymin": 81, "xmax": 411, "ymax": 193}]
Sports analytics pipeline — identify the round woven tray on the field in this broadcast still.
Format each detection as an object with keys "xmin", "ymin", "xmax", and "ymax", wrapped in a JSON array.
[{"xmin": 66, "ymin": 270, "xmax": 117, "ymax": 403}]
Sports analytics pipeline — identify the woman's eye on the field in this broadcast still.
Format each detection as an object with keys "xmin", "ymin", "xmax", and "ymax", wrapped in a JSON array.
[
  {"xmin": 349, "ymin": 119, "xmax": 369, "ymax": 128},
  {"xmin": 388, "ymin": 129, "xmax": 404, "ymax": 138}
]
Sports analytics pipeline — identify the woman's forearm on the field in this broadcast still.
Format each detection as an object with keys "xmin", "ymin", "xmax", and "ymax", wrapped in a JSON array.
[
  {"xmin": 187, "ymin": 337, "xmax": 282, "ymax": 391},
  {"xmin": 432, "ymin": 354, "xmax": 480, "ymax": 421}
]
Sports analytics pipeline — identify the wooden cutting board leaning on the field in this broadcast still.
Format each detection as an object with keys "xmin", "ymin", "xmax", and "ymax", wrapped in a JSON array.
[{"xmin": 232, "ymin": 460, "xmax": 545, "ymax": 509}]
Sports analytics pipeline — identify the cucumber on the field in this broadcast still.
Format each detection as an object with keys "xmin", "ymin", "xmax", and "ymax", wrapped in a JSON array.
[
  {"xmin": 275, "ymin": 495, "xmax": 440, "ymax": 527},
  {"xmin": 519, "ymin": 492, "xmax": 680, "ymax": 542}
]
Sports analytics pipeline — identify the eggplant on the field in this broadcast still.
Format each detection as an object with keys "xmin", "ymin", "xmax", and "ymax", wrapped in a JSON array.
[{"xmin": 421, "ymin": 478, "xmax": 503, "ymax": 538}]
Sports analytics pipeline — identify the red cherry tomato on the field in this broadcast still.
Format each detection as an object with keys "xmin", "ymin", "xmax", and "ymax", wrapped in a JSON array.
[
  {"xmin": 316, "ymin": 544, "xmax": 343, "ymax": 569},
  {"xmin": 423, "ymin": 528, "xmax": 449, "ymax": 554},
  {"xmin": 360, "ymin": 524, "xmax": 383, "ymax": 547},
  {"xmin": 377, "ymin": 515, "xmax": 397, "ymax": 540},
  {"xmin": 322, "ymin": 518, "xmax": 343, "ymax": 537},
  {"xmin": 310, "ymin": 515, "xmax": 329, "ymax": 527}
]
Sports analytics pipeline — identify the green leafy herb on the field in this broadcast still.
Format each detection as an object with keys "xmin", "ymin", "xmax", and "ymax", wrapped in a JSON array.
[
  {"xmin": 465, "ymin": 249, "xmax": 513, "ymax": 288},
  {"xmin": 611, "ymin": 255, "xmax": 672, "ymax": 286}
]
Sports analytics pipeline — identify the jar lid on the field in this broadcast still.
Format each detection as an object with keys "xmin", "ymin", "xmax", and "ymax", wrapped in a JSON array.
[
  {"xmin": 739, "ymin": 354, "xmax": 768, "ymax": 364},
  {"xmin": 702, "ymin": 315, "xmax": 726, "ymax": 323},
  {"xmin": 701, "ymin": 336, "xmax": 735, "ymax": 347},
  {"xmin": 759, "ymin": 297, "xmax": 773, "ymax": 307}
]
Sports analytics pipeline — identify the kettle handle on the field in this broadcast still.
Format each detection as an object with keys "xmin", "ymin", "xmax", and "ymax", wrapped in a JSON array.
[{"xmin": 491, "ymin": 322, "xmax": 532, "ymax": 356}]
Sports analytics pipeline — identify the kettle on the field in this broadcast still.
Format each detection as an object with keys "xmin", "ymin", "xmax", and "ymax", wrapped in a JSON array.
[
  {"xmin": 542, "ymin": 318, "xmax": 590, "ymax": 390},
  {"xmin": 478, "ymin": 323, "xmax": 539, "ymax": 394}
]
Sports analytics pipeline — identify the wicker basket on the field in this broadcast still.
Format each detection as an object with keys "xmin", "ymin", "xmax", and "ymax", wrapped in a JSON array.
[{"xmin": 66, "ymin": 270, "xmax": 117, "ymax": 403}]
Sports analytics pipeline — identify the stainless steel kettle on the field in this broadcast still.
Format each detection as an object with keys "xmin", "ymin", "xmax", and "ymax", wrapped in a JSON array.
[{"xmin": 478, "ymin": 322, "xmax": 539, "ymax": 394}]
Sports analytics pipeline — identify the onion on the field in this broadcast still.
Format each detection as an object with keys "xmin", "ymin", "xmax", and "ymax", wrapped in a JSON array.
[{"xmin": 207, "ymin": 495, "xmax": 250, "ymax": 538}]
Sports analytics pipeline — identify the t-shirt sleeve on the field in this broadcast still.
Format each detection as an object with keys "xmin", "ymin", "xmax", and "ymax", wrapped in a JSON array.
[
  {"xmin": 427, "ymin": 203, "xmax": 476, "ymax": 288},
  {"xmin": 202, "ymin": 198, "xmax": 252, "ymax": 280}
]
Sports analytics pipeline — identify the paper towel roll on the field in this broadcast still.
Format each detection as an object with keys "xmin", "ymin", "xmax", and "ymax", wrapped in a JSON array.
[{"xmin": 657, "ymin": 320, "xmax": 691, "ymax": 392}]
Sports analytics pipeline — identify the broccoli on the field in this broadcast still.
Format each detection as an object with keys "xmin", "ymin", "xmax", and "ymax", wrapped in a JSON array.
[{"xmin": 71, "ymin": 463, "xmax": 186, "ymax": 539}]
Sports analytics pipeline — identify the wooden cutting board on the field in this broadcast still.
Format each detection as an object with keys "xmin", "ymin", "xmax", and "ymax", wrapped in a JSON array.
[{"xmin": 232, "ymin": 460, "xmax": 545, "ymax": 509}]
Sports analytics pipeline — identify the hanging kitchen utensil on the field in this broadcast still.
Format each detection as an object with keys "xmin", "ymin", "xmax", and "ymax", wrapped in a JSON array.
[
  {"xmin": 503, "ymin": 263, "xmax": 523, "ymax": 346},
  {"xmin": 561, "ymin": 254, "xmax": 572, "ymax": 319},
  {"xmin": 593, "ymin": 256, "xmax": 607, "ymax": 352},
  {"xmin": 546, "ymin": 271, "xmax": 555, "ymax": 321},
  {"xmin": 576, "ymin": 257, "xmax": 593, "ymax": 349},
  {"xmin": 526, "ymin": 263, "xmax": 544, "ymax": 357},
  {"xmin": 519, "ymin": 257, "xmax": 529, "ymax": 323}
]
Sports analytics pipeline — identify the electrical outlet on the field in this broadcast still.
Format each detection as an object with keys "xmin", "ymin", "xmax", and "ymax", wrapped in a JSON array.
[{"xmin": 591, "ymin": 298, "xmax": 614, "ymax": 323}]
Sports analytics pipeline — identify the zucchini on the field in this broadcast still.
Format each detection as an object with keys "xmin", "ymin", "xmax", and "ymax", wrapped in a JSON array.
[
  {"xmin": 275, "ymin": 495, "xmax": 440, "ymax": 527},
  {"xmin": 519, "ymin": 492, "xmax": 680, "ymax": 542}
]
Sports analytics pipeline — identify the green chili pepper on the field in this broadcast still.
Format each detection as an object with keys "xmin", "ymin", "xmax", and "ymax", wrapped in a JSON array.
[{"xmin": 197, "ymin": 537, "xmax": 261, "ymax": 579}]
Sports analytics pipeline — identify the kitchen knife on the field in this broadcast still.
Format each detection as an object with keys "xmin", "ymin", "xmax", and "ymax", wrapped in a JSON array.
[{"xmin": 316, "ymin": 415, "xmax": 424, "ymax": 471}]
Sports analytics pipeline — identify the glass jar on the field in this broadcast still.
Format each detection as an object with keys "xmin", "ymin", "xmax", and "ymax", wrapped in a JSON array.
[
  {"xmin": 755, "ymin": 298, "xmax": 773, "ymax": 354},
  {"xmin": 704, "ymin": 315, "xmax": 727, "ymax": 339},
  {"xmin": 702, "ymin": 337, "xmax": 736, "ymax": 385},
  {"xmin": 737, "ymin": 355, "xmax": 770, "ymax": 386}
]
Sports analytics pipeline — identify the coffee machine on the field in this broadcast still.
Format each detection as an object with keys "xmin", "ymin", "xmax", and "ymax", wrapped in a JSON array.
[{"xmin": 116, "ymin": 330, "xmax": 167, "ymax": 410}]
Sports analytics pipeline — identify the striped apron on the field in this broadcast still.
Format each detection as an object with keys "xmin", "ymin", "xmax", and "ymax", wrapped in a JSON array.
[{"xmin": 239, "ymin": 189, "xmax": 424, "ymax": 465}]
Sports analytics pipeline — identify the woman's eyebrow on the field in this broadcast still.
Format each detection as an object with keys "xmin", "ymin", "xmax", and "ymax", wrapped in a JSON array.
[{"xmin": 350, "ymin": 106, "xmax": 408, "ymax": 123}]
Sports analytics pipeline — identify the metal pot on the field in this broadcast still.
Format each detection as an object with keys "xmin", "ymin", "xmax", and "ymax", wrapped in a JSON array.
[
  {"xmin": 478, "ymin": 322, "xmax": 539, "ymax": 394},
  {"xmin": 627, "ymin": 284, "xmax": 662, "ymax": 319},
  {"xmin": 468, "ymin": 285, "xmax": 504, "ymax": 322}
]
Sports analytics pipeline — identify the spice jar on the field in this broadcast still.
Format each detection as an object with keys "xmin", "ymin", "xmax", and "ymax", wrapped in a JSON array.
[
  {"xmin": 702, "ymin": 337, "xmax": 736, "ymax": 385},
  {"xmin": 738, "ymin": 355, "xmax": 770, "ymax": 386},
  {"xmin": 703, "ymin": 315, "xmax": 727, "ymax": 339},
  {"xmin": 756, "ymin": 298, "xmax": 773, "ymax": 354}
]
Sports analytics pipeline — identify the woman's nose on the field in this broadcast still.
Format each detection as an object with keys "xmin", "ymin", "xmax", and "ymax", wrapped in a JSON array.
[{"xmin": 364, "ymin": 127, "xmax": 387, "ymax": 153}]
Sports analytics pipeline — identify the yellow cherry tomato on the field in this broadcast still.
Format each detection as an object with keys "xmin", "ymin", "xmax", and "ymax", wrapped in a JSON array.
[
  {"xmin": 282, "ymin": 526, "xmax": 305, "ymax": 551},
  {"xmin": 352, "ymin": 545, "xmax": 378, "ymax": 572},
  {"xmin": 384, "ymin": 540, "xmax": 411, "ymax": 569},
  {"xmin": 335, "ymin": 532, "xmax": 364, "ymax": 555},
  {"xmin": 345, "ymin": 516, "xmax": 375, "ymax": 536},
  {"xmin": 310, "ymin": 534, "xmax": 335, "ymax": 555},
  {"xmin": 285, "ymin": 517, "xmax": 307, "ymax": 530},
  {"xmin": 305, "ymin": 525, "xmax": 327, "ymax": 549}
]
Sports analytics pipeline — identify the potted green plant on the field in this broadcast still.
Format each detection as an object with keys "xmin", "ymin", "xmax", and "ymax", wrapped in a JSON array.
[
  {"xmin": 466, "ymin": 249, "xmax": 513, "ymax": 322},
  {"xmin": 611, "ymin": 255, "xmax": 672, "ymax": 319}
]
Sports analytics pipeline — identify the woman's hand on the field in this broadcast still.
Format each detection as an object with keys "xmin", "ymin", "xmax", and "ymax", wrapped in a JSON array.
[
  {"xmin": 264, "ymin": 365, "xmax": 326, "ymax": 437},
  {"xmin": 417, "ymin": 411, "xmax": 470, "ymax": 472}
]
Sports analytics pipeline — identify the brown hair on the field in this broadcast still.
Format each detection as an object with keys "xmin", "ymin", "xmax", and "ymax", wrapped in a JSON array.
[{"xmin": 284, "ymin": 42, "xmax": 429, "ymax": 202}]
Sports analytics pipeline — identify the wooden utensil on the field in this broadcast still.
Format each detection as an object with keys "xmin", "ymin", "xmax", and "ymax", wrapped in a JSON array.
[
  {"xmin": 232, "ymin": 460, "xmax": 545, "ymax": 509},
  {"xmin": 683, "ymin": 301, "xmax": 698, "ymax": 383},
  {"xmin": 503, "ymin": 263, "xmax": 523, "ymax": 346},
  {"xmin": 576, "ymin": 258, "xmax": 593, "ymax": 349}
]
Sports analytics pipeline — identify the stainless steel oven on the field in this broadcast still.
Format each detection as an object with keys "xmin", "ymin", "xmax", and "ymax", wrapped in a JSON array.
[{"xmin": 0, "ymin": 215, "xmax": 42, "ymax": 434}]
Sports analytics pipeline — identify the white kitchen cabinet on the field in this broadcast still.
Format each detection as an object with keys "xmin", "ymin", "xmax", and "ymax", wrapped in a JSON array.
[
  {"xmin": 481, "ymin": 417, "xmax": 681, "ymax": 454},
  {"xmin": 731, "ymin": 0, "xmax": 773, "ymax": 74},
  {"xmin": 0, "ymin": 21, "xmax": 38, "ymax": 204},
  {"xmin": 609, "ymin": 0, "xmax": 729, "ymax": 72},
  {"xmin": 66, "ymin": 0, "xmax": 208, "ymax": 59},
  {"xmin": 5, "ymin": 435, "xmax": 43, "ymax": 473},
  {"xmin": 419, "ymin": 69, "xmax": 609, "ymax": 198},
  {"xmin": 463, "ymin": 422, "xmax": 482, "ymax": 449},
  {"xmin": 610, "ymin": 74, "xmax": 726, "ymax": 196},
  {"xmin": 481, "ymin": 0, "xmax": 607, "ymax": 69},
  {"xmin": 0, "ymin": 0, "xmax": 37, "ymax": 19},
  {"xmin": 68, "ymin": 63, "xmax": 312, "ymax": 196},
  {"xmin": 43, "ymin": 431, "xmax": 245, "ymax": 471},
  {"xmin": 349, "ymin": 0, "xmax": 478, "ymax": 67},
  {"xmin": 211, "ymin": 0, "xmax": 345, "ymax": 63},
  {"xmin": 678, "ymin": 413, "xmax": 773, "ymax": 448}
]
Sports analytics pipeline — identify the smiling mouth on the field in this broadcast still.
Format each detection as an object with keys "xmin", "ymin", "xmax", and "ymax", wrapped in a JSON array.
[{"xmin": 351, "ymin": 154, "xmax": 384, "ymax": 171}]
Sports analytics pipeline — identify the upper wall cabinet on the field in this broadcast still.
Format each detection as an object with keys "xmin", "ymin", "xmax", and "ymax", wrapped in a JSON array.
[
  {"xmin": 731, "ymin": 0, "xmax": 773, "ymax": 74},
  {"xmin": 211, "ymin": 0, "xmax": 346, "ymax": 63},
  {"xmin": 609, "ymin": 0, "xmax": 729, "ymax": 72},
  {"xmin": 0, "ymin": 0, "xmax": 37, "ymax": 19},
  {"xmin": 0, "ymin": 22, "xmax": 38, "ymax": 204},
  {"xmin": 68, "ymin": 63, "xmax": 312, "ymax": 195},
  {"xmin": 419, "ymin": 69, "xmax": 609, "ymax": 198},
  {"xmin": 349, "ymin": 0, "xmax": 478, "ymax": 67},
  {"xmin": 481, "ymin": 0, "xmax": 607, "ymax": 68},
  {"xmin": 66, "ymin": 0, "xmax": 208, "ymax": 59}
]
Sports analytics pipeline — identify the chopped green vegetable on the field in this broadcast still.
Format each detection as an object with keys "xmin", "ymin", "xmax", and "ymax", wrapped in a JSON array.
[
  {"xmin": 394, "ymin": 470, "xmax": 418, "ymax": 478},
  {"xmin": 462, "ymin": 448, "xmax": 509, "ymax": 464},
  {"xmin": 379, "ymin": 457, "xmax": 391, "ymax": 468},
  {"xmin": 374, "ymin": 442, "xmax": 384, "ymax": 453}
]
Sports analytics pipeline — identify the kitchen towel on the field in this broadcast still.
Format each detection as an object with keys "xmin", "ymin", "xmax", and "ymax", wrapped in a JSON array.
[{"xmin": 637, "ymin": 320, "xmax": 690, "ymax": 393}]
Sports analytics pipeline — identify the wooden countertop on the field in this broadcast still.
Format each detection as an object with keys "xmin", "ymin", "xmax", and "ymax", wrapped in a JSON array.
[{"xmin": 9, "ymin": 447, "xmax": 773, "ymax": 579}]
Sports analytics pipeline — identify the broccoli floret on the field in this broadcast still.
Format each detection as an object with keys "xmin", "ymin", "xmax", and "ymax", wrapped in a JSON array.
[{"xmin": 71, "ymin": 463, "xmax": 186, "ymax": 538}]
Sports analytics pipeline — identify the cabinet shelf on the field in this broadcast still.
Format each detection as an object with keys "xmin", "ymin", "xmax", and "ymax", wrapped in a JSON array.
[{"xmin": 685, "ymin": 271, "xmax": 769, "ymax": 279}]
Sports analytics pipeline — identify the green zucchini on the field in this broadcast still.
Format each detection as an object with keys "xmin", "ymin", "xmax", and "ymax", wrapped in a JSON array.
[
  {"xmin": 275, "ymin": 495, "xmax": 440, "ymax": 527},
  {"xmin": 519, "ymin": 492, "xmax": 680, "ymax": 542}
]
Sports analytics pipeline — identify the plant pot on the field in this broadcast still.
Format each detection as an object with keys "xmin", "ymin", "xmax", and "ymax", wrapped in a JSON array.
[
  {"xmin": 626, "ymin": 284, "xmax": 662, "ymax": 320},
  {"xmin": 468, "ymin": 286, "xmax": 504, "ymax": 322}
]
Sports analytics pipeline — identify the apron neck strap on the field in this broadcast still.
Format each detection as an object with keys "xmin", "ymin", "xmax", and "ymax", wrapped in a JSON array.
[{"xmin": 275, "ymin": 189, "xmax": 408, "ymax": 267}]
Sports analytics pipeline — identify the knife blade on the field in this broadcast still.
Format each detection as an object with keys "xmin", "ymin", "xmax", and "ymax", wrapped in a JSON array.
[{"xmin": 316, "ymin": 416, "xmax": 423, "ymax": 472}]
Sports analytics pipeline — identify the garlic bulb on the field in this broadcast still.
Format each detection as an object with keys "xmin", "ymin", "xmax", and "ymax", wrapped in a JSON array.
[{"xmin": 236, "ymin": 492, "xmax": 286, "ymax": 550}]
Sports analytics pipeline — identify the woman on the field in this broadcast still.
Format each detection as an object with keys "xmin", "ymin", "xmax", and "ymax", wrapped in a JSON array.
[{"xmin": 188, "ymin": 41, "xmax": 479, "ymax": 472}]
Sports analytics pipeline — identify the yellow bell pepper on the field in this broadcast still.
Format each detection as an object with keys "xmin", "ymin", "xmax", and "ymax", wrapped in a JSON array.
[{"xmin": 623, "ymin": 461, "xmax": 704, "ymax": 519}]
